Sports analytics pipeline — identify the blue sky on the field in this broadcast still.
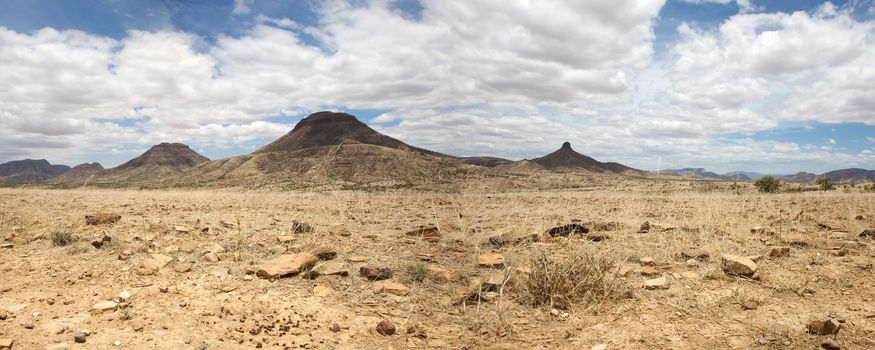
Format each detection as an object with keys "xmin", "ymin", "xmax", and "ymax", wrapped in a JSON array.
[{"xmin": 1, "ymin": 0, "xmax": 874, "ymax": 174}]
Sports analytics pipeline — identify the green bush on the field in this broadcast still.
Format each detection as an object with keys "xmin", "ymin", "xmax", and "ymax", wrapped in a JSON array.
[
  {"xmin": 815, "ymin": 176, "xmax": 835, "ymax": 191},
  {"xmin": 754, "ymin": 176, "xmax": 781, "ymax": 193}
]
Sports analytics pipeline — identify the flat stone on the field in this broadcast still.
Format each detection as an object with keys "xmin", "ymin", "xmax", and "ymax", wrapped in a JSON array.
[
  {"xmin": 303, "ymin": 260, "xmax": 348, "ymax": 279},
  {"xmin": 639, "ymin": 257, "xmax": 656, "ymax": 266},
  {"xmin": 142, "ymin": 254, "xmax": 174, "ymax": 271},
  {"xmin": 372, "ymin": 281, "xmax": 410, "ymax": 296},
  {"xmin": 0, "ymin": 339, "xmax": 12, "ymax": 350},
  {"xmin": 640, "ymin": 267, "xmax": 661, "ymax": 277},
  {"xmin": 312, "ymin": 247, "xmax": 337, "ymax": 261},
  {"xmin": 255, "ymin": 253, "xmax": 318, "ymax": 278},
  {"xmin": 92, "ymin": 300, "xmax": 118, "ymax": 312},
  {"xmin": 767, "ymin": 246, "xmax": 791, "ymax": 258},
  {"xmin": 0, "ymin": 243, "xmax": 12, "ymax": 249},
  {"xmin": 643, "ymin": 276, "xmax": 669, "ymax": 290},
  {"xmin": 478, "ymin": 252, "xmax": 505, "ymax": 268},
  {"xmin": 860, "ymin": 228, "xmax": 875, "ymax": 238},
  {"xmin": 85, "ymin": 213, "xmax": 121, "ymax": 225},
  {"xmin": 680, "ymin": 271, "xmax": 699, "ymax": 279},
  {"xmin": 174, "ymin": 226, "xmax": 190, "ymax": 233},
  {"xmin": 174, "ymin": 262, "xmax": 193, "ymax": 273},
  {"xmin": 721, "ymin": 255, "xmax": 758, "ymax": 277},
  {"xmin": 404, "ymin": 226, "xmax": 441, "ymax": 242},
  {"xmin": 276, "ymin": 235, "xmax": 295, "ymax": 243},
  {"xmin": 313, "ymin": 284, "xmax": 333, "ymax": 297}
]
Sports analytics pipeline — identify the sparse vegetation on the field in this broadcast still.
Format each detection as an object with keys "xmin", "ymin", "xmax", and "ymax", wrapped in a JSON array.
[
  {"xmin": 403, "ymin": 263, "xmax": 431, "ymax": 283},
  {"xmin": 815, "ymin": 176, "xmax": 835, "ymax": 191},
  {"xmin": 67, "ymin": 243, "xmax": 91, "ymax": 254},
  {"xmin": 50, "ymin": 230, "xmax": 74, "ymax": 246},
  {"xmin": 521, "ymin": 251, "xmax": 618, "ymax": 309},
  {"xmin": 754, "ymin": 176, "xmax": 781, "ymax": 193}
]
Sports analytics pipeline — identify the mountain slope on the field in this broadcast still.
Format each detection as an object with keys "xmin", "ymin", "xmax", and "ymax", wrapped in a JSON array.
[
  {"xmin": 530, "ymin": 142, "xmax": 638, "ymax": 173},
  {"xmin": 49, "ymin": 163, "xmax": 105, "ymax": 185},
  {"xmin": 819, "ymin": 168, "xmax": 875, "ymax": 182},
  {"xmin": 180, "ymin": 111, "xmax": 465, "ymax": 187},
  {"xmin": 0, "ymin": 159, "xmax": 70, "ymax": 183}
]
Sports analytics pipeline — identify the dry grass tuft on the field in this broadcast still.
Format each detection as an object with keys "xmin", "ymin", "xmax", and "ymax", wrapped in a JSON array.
[
  {"xmin": 521, "ymin": 250, "xmax": 619, "ymax": 310},
  {"xmin": 50, "ymin": 230, "xmax": 74, "ymax": 246}
]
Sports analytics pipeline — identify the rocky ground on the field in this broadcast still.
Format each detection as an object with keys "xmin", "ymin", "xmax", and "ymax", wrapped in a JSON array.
[{"xmin": 1, "ymin": 186, "xmax": 874, "ymax": 349}]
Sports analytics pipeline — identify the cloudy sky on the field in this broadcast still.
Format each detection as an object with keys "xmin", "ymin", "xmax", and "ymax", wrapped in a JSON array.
[{"xmin": 1, "ymin": 0, "xmax": 874, "ymax": 174}]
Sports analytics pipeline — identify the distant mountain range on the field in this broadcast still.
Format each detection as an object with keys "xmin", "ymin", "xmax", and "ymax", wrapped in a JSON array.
[
  {"xmin": 657, "ymin": 167, "xmax": 875, "ymax": 183},
  {"xmin": 0, "ymin": 111, "xmax": 872, "ymax": 187}
]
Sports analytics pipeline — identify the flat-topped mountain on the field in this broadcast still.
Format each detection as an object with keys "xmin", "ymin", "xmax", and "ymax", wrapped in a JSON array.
[
  {"xmin": 530, "ymin": 142, "xmax": 638, "ymax": 173},
  {"xmin": 257, "ymin": 111, "xmax": 443, "ymax": 157},
  {"xmin": 0, "ymin": 159, "xmax": 70, "ymax": 183}
]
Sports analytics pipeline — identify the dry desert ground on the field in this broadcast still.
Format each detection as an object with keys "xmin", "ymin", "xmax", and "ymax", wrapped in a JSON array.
[{"xmin": 1, "ymin": 183, "xmax": 875, "ymax": 349}]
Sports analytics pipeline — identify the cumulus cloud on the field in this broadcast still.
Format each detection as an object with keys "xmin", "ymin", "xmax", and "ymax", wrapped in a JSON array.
[{"xmin": 0, "ymin": 0, "xmax": 873, "ymax": 173}]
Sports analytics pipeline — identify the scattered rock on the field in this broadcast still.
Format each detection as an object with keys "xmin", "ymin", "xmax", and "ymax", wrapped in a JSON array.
[
  {"xmin": 203, "ymin": 252, "xmax": 219, "ymax": 263},
  {"xmin": 415, "ymin": 253, "xmax": 434, "ymax": 261},
  {"xmin": 359, "ymin": 265, "xmax": 393, "ymax": 281},
  {"xmin": 118, "ymin": 290, "xmax": 131, "ymax": 302},
  {"xmin": 644, "ymin": 276, "xmax": 669, "ymax": 290},
  {"xmin": 478, "ymin": 251, "xmax": 505, "ymax": 268},
  {"xmin": 807, "ymin": 318, "xmax": 841, "ymax": 335},
  {"xmin": 721, "ymin": 255, "xmax": 758, "ymax": 277},
  {"xmin": 220, "ymin": 220, "xmax": 237, "ymax": 228},
  {"xmin": 767, "ymin": 246, "xmax": 791, "ymax": 258},
  {"xmin": 276, "ymin": 235, "xmax": 295, "ymax": 243},
  {"xmin": 781, "ymin": 234, "xmax": 809, "ymax": 247},
  {"xmin": 860, "ymin": 228, "xmax": 875, "ymax": 239},
  {"xmin": 291, "ymin": 220, "xmax": 314, "ymax": 234},
  {"xmin": 313, "ymin": 284, "xmax": 334, "ymax": 297},
  {"xmin": 372, "ymin": 281, "xmax": 410, "ymax": 296},
  {"xmin": 0, "ymin": 310, "xmax": 7, "ymax": 320},
  {"xmin": 376, "ymin": 320, "xmax": 396, "ymax": 336},
  {"xmin": 312, "ymin": 247, "xmax": 337, "ymax": 261},
  {"xmin": 592, "ymin": 345, "xmax": 608, "ymax": 350},
  {"xmin": 85, "ymin": 213, "xmax": 121, "ymax": 225},
  {"xmin": 92, "ymin": 300, "xmax": 118, "ymax": 312},
  {"xmin": 255, "ymin": 253, "xmax": 318, "ymax": 278},
  {"xmin": 329, "ymin": 323, "xmax": 341, "ymax": 332},
  {"xmin": 546, "ymin": 223, "xmax": 588, "ymax": 237},
  {"xmin": 680, "ymin": 249, "xmax": 709, "ymax": 260},
  {"xmin": 639, "ymin": 257, "xmax": 656, "ymax": 266},
  {"xmin": 818, "ymin": 221, "xmax": 845, "ymax": 231},
  {"xmin": 741, "ymin": 301, "xmax": 758, "ymax": 310},
  {"xmin": 0, "ymin": 339, "xmax": 11, "ymax": 349},
  {"xmin": 0, "ymin": 243, "xmax": 13, "ymax": 249},
  {"xmin": 73, "ymin": 331, "xmax": 86, "ymax": 343},
  {"xmin": 821, "ymin": 338, "xmax": 840, "ymax": 350},
  {"xmin": 639, "ymin": 221, "xmax": 651, "ymax": 233},
  {"xmin": 90, "ymin": 235, "xmax": 112, "ymax": 249},
  {"xmin": 404, "ymin": 226, "xmax": 441, "ymax": 243},
  {"xmin": 855, "ymin": 215, "xmax": 864, "ymax": 220},
  {"xmin": 680, "ymin": 271, "xmax": 699, "ymax": 279},
  {"xmin": 141, "ymin": 254, "xmax": 174, "ymax": 271},
  {"xmin": 174, "ymin": 226, "xmax": 190, "ymax": 233},
  {"xmin": 640, "ymin": 267, "xmax": 661, "ymax": 277},
  {"xmin": 303, "ymin": 260, "xmax": 348, "ymax": 279},
  {"xmin": 329, "ymin": 225, "xmax": 350, "ymax": 236},
  {"xmin": 174, "ymin": 262, "xmax": 193, "ymax": 273}
]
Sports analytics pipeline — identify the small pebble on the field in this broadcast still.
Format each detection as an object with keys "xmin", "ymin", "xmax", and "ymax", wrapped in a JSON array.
[{"xmin": 73, "ymin": 331, "xmax": 87, "ymax": 343}]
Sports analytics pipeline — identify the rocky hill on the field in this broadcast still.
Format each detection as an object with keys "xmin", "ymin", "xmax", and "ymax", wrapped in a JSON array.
[
  {"xmin": 0, "ymin": 159, "xmax": 70, "ymax": 184},
  {"xmin": 529, "ymin": 142, "xmax": 639, "ymax": 173},
  {"xmin": 180, "ymin": 112, "xmax": 466, "ymax": 187}
]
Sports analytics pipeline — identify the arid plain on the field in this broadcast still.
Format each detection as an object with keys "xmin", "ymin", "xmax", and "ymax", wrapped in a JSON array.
[{"xmin": 2, "ymin": 173, "xmax": 874, "ymax": 349}]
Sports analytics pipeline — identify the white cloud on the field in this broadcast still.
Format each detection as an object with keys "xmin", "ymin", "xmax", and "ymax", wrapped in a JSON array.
[
  {"xmin": 867, "ymin": 136, "xmax": 875, "ymax": 144},
  {"xmin": 232, "ymin": 0, "xmax": 253, "ymax": 15},
  {"xmin": 0, "ymin": 0, "xmax": 873, "ymax": 173},
  {"xmin": 680, "ymin": 0, "xmax": 759, "ymax": 13}
]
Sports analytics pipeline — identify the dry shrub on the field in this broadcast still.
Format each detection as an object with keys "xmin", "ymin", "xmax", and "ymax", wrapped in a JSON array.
[
  {"xmin": 50, "ymin": 230, "xmax": 74, "ymax": 246},
  {"xmin": 521, "ymin": 250, "xmax": 619, "ymax": 310}
]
